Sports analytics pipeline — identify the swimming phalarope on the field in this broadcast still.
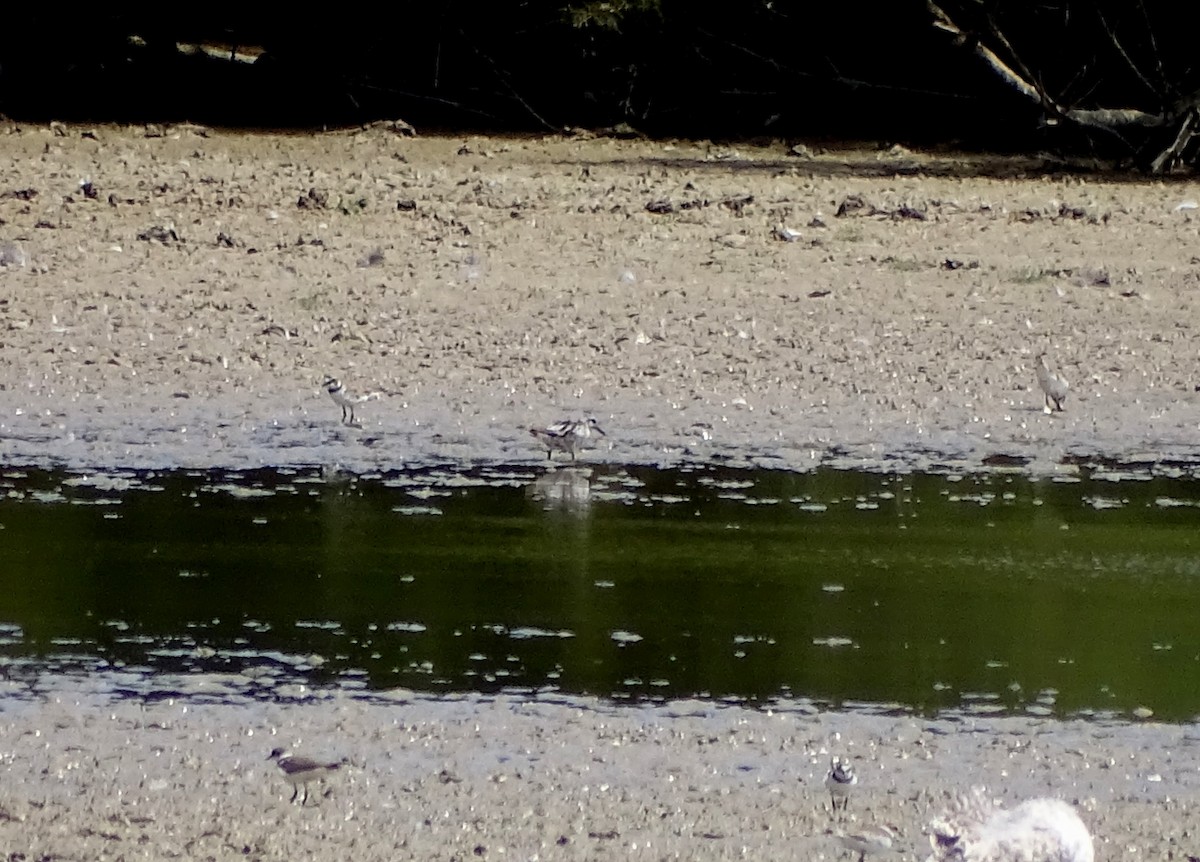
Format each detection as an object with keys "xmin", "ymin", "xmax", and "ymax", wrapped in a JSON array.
[
  {"xmin": 322, "ymin": 376, "xmax": 379, "ymax": 425},
  {"xmin": 529, "ymin": 417, "xmax": 606, "ymax": 461},
  {"xmin": 267, "ymin": 747, "xmax": 347, "ymax": 805},
  {"xmin": 927, "ymin": 787, "xmax": 1093, "ymax": 862},
  {"xmin": 825, "ymin": 756, "xmax": 858, "ymax": 812},
  {"xmin": 1034, "ymin": 353, "xmax": 1069, "ymax": 414}
]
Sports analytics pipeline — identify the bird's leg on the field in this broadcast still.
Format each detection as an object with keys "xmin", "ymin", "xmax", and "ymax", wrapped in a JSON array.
[{"xmin": 290, "ymin": 785, "xmax": 299, "ymax": 803}]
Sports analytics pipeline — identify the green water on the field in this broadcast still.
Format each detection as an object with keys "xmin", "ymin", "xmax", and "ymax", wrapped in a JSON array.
[{"xmin": 0, "ymin": 465, "xmax": 1198, "ymax": 720}]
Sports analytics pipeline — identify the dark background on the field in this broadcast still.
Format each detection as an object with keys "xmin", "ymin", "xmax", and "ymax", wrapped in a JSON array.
[
  {"xmin": 0, "ymin": 5, "xmax": 1021, "ymax": 140},
  {"xmin": 0, "ymin": 2, "xmax": 1191, "ymax": 158}
]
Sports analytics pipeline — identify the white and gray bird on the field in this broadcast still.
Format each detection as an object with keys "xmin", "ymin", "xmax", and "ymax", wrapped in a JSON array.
[
  {"xmin": 322, "ymin": 376, "xmax": 379, "ymax": 425},
  {"xmin": 267, "ymin": 747, "xmax": 346, "ymax": 805},
  {"xmin": 927, "ymin": 788, "xmax": 1094, "ymax": 862},
  {"xmin": 1034, "ymin": 353, "xmax": 1069, "ymax": 414},
  {"xmin": 529, "ymin": 417, "xmax": 606, "ymax": 461},
  {"xmin": 825, "ymin": 756, "xmax": 858, "ymax": 812}
]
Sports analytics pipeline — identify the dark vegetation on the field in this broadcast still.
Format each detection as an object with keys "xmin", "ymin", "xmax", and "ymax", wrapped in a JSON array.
[{"xmin": 0, "ymin": 2, "xmax": 1196, "ymax": 170}]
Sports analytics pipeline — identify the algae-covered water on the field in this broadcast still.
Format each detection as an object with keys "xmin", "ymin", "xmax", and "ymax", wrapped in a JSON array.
[{"xmin": 0, "ymin": 464, "xmax": 1197, "ymax": 720}]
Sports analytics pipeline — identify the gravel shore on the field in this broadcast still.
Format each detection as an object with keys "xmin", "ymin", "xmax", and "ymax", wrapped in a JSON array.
[
  {"xmin": 0, "ymin": 681, "xmax": 1195, "ymax": 861},
  {"xmin": 1, "ymin": 125, "xmax": 1198, "ymax": 474}
]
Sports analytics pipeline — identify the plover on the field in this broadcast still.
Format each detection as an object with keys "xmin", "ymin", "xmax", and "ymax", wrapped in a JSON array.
[
  {"xmin": 529, "ymin": 417, "xmax": 606, "ymax": 461},
  {"xmin": 1034, "ymin": 353, "xmax": 1069, "ymax": 414},
  {"xmin": 825, "ymin": 756, "xmax": 858, "ymax": 812},
  {"xmin": 834, "ymin": 824, "xmax": 898, "ymax": 861},
  {"xmin": 928, "ymin": 788, "xmax": 1094, "ymax": 862},
  {"xmin": 267, "ymin": 747, "xmax": 346, "ymax": 805},
  {"xmin": 322, "ymin": 376, "xmax": 378, "ymax": 426}
]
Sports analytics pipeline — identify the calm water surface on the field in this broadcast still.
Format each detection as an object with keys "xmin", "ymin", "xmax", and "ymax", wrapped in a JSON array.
[{"xmin": 1, "ymin": 464, "xmax": 1198, "ymax": 720}]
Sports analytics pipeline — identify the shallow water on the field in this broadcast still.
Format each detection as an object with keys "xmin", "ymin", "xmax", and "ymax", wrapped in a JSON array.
[{"xmin": 0, "ymin": 464, "xmax": 1198, "ymax": 721}]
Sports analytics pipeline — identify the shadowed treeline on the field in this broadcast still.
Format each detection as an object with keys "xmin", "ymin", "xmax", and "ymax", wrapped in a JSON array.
[
  {"xmin": 0, "ymin": 5, "xmax": 1017, "ymax": 142},
  {"xmin": 2, "ymin": 3, "xmax": 1197, "ymax": 167}
]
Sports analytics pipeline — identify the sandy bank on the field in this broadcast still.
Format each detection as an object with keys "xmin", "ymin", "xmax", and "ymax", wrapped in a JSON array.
[
  {"xmin": 0, "ymin": 679, "xmax": 1194, "ymax": 860},
  {"xmin": 0, "ymin": 126, "xmax": 1197, "ymax": 475}
]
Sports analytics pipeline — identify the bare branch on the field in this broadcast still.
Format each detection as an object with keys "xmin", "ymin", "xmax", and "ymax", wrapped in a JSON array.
[
  {"xmin": 927, "ymin": 1, "xmax": 1042, "ymax": 104},
  {"xmin": 1097, "ymin": 10, "xmax": 1161, "ymax": 106},
  {"xmin": 1066, "ymin": 107, "xmax": 1166, "ymax": 129},
  {"xmin": 927, "ymin": 0, "xmax": 1165, "ymax": 131},
  {"xmin": 980, "ymin": 8, "xmax": 1044, "ymax": 103},
  {"xmin": 1149, "ymin": 109, "xmax": 1198, "ymax": 173},
  {"xmin": 457, "ymin": 27, "xmax": 557, "ymax": 132},
  {"xmin": 1136, "ymin": 0, "xmax": 1172, "ymax": 99}
]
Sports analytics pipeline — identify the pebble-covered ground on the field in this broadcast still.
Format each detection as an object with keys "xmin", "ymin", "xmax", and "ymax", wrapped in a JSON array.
[
  {"xmin": 0, "ymin": 124, "xmax": 1198, "ymax": 474},
  {"xmin": 0, "ymin": 682, "xmax": 1195, "ymax": 860}
]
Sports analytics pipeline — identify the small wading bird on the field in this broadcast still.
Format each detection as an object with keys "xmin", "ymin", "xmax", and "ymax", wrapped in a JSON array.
[
  {"xmin": 322, "ymin": 376, "xmax": 379, "ymax": 425},
  {"xmin": 529, "ymin": 417, "xmax": 606, "ymax": 461},
  {"xmin": 267, "ymin": 747, "xmax": 346, "ymax": 805},
  {"xmin": 825, "ymin": 756, "xmax": 858, "ymax": 812},
  {"xmin": 927, "ymin": 788, "xmax": 1094, "ymax": 862},
  {"xmin": 1034, "ymin": 353, "xmax": 1069, "ymax": 414}
]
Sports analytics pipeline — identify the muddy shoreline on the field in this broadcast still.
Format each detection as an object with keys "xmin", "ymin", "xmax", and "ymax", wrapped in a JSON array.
[
  {"xmin": 1, "ymin": 125, "xmax": 1199, "ymax": 477},
  {"xmin": 0, "ymin": 680, "xmax": 1195, "ymax": 860}
]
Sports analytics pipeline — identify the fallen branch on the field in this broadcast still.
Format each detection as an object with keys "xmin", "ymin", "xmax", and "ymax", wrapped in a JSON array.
[
  {"xmin": 928, "ymin": 0, "xmax": 1164, "ymax": 131},
  {"xmin": 926, "ymin": 0, "xmax": 1200, "ymax": 170}
]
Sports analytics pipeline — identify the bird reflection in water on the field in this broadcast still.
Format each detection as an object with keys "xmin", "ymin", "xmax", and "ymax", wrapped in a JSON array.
[{"xmin": 526, "ymin": 466, "xmax": 594, "ymax": 512}]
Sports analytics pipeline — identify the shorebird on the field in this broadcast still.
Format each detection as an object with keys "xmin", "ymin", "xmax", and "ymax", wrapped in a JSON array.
[
  {"xmin": 267, "ymin": 747, "xmax": 346, "ymax": 805},
  {"xmin": 529, "ymin": 417, "xmax": 606, "ymax": 461},
  {"xmin": 1034, "ymin": 353, "xmax": 1069, "ymax": 414},
  {"xmin": 927, "ymin": 788, "xmax": 1094, "ymax": 862},
  {"xmin": 825, "ymin": 756, "xmax": 858, "ymax": 812},
  {"xmin": 322, "ymin": 376, "xmax": 378, "ymax": 425},
  {"xmin": 834, "ymin": 824, "xmax": 898, "ymax": 861}
]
